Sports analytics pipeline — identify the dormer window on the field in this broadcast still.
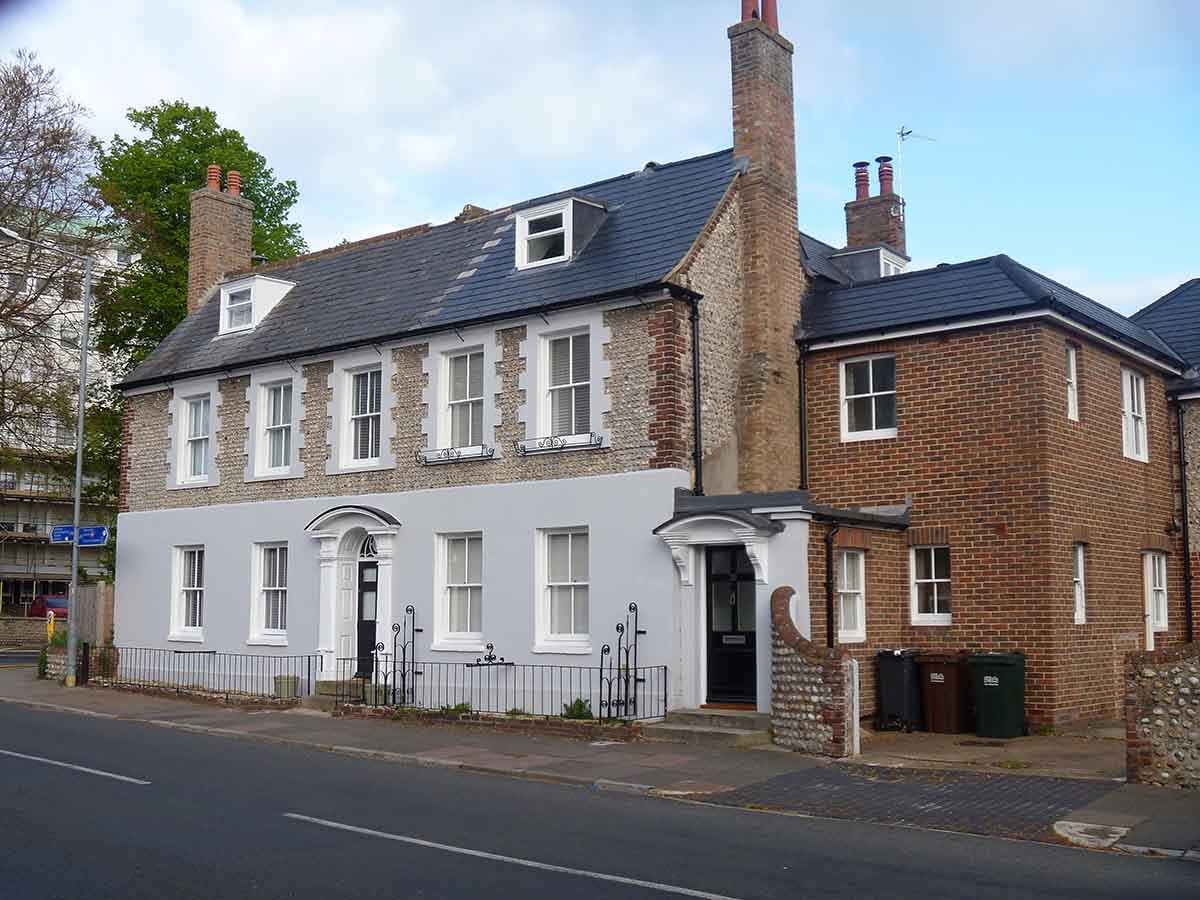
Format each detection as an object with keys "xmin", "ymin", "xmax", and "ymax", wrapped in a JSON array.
[
  {"xmin": 216, "ymin": 275, "xmax": 296, "ymax": 336},
  {"xmin": 516, "ymin": 202, "xmax": 571, "ymax": 270},
  {"xmin": 224, "ymin": 287, "xmax": 253, "ymax": 331}
]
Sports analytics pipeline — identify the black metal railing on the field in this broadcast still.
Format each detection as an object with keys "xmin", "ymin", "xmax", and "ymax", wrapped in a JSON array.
[
  {"xmin": 78, "ymin": 645, "xmax": 320, "ymax": 701},
  {"xmin": 335, "ymin": 603, "xmax": 667, "ymax": 721}
]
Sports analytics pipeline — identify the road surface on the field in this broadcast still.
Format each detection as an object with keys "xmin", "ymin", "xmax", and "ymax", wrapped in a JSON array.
[{"xmin": 0, "ymin": 703, "xmax": 1193, "ymax": 899}]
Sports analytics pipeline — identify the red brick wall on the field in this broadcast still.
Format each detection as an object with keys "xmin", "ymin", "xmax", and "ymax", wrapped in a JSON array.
[
  {"xmin": 803, "ymin": 320, "xmax": 1185, "ymax": 726},
  {"xmin": 187, "ymin": 181, "xmax": 253, "ymax": 314},
  {"xmin": 807, "ymin": 522, "xmax": 909, "ymax": 720}
]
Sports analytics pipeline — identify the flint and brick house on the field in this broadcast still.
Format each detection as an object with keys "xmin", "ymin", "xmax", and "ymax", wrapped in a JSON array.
[{"xmin": 114, "ymin": 2, "xmax": 1196, "ymax": 732}]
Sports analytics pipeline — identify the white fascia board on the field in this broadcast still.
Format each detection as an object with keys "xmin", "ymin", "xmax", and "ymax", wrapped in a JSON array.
[{"xmin": 804, "ymin": 309, "xmax": 1184, "ymax": 376}]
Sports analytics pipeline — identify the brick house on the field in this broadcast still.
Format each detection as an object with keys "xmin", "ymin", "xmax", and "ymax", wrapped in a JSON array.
[
  {"xmin": 113, "ymin": 2, "xmax": 1195, "ymax": 733},
  {"xmin": 1132, "ymin": 278, "xmax": 1199, "ymax": 638}
]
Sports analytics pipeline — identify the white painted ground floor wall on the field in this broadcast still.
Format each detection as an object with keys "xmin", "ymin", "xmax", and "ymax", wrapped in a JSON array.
[{"xmin": 114, "ymin": 469, "xmax": 814, "ymax": 715}]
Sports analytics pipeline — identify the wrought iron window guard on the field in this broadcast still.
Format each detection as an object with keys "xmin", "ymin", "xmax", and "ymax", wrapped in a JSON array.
[
  {"xmin": 416, "ymin": 444, "xmax": 496, "ymax": 465},
  {"xmin": 466, "ymin": 642, "xmax": 512, "ymax": 668},
  {"xmin": 514, "ymin": 432, "xmax": 603, "ymax": 456}
]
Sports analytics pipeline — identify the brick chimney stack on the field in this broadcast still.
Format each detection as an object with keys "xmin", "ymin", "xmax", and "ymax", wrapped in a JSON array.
[
  {"xmin": 187, "ymin": 164, "xmax": 254, "ymax": 314},
  {"xmin": 844, "ymin": 155, "xmax": 906, "ymax": 256},
  {"xmin": 729, "ymin": 1, "xmax": 805, "ymax": 492}
]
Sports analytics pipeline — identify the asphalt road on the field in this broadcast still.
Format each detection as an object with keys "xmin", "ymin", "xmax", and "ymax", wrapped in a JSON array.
[{"xmin": 0, "ymin": 704, "xmax": 1194, "ymax": 900}]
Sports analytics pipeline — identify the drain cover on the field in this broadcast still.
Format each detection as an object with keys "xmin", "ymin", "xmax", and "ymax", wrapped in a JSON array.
[{"xmin": 957, "ymin": 739, "xmax": 1008, "ymax": 748}]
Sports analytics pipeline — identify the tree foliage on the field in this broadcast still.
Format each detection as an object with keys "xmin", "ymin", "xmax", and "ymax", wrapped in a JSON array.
[
  {"xmin": 0, "ymin": 50, "xmax": 103, "ymax": 459},
  {"xmin": 91, "ymin": 100, "xmax": 306, "ymax": 373}
]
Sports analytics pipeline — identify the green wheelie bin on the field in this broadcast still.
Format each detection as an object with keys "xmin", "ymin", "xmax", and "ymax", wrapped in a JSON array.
[{"xmin": 968, "ymin": 652, "xmax": 1026, "ymax": 738}]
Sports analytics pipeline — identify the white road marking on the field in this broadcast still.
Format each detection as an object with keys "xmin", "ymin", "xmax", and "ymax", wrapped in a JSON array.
[
  {"xmin": 0, "ymin": 748, "xmax": 152, "ymax": 785},
  {"xmin": 284, "ymin": 813, "xmax": 747, "ymax": 900}
]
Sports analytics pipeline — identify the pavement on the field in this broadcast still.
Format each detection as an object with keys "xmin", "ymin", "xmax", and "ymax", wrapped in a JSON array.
[
  {"xmin": 1, "ymin": 664, "xmax": 1198, "ymax": 861},
  {"xmin": 3, "ymin": 702, "xmax": 1198, "ymax": 900}
]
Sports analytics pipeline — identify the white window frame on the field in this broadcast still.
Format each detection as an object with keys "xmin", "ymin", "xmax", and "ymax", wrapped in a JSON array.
[
  {"xmin": 248, "ymin": 542, "xmax": 288, "ymax": 646},
  {"xmin": 348, "ymin": 366, "xmax": 382, "ymax": 465},
  {"xmin": 910, "ymin": 545, "xmax": 952, "ymax": 626},
  {"xmin": 1072, "ymin": 543, "xmax": 1086, "ymax": 624},
  {"xmin": 431, "ymin": 532, "xmax": 485, "ymax": 652},
  {"xmin": 840, "ymin": 354, "xmax": 897, "ymax": 442},
  {"xmin": 544, "ymin": 329, "xmax": 591, "ymax": 438},
  {"xmin": 515, "ymin": 200, "xmax": 572, "ymax": 270},
  {"xmin": 445, "ymin": 347, "xmax": 485, "ymax": 449},
  {"xmin": 181, "ymin": 395, "xmax": 211, "ymax": 483},
  {"xmin": 221, "ymin": 285, "xmax": 254, "ymax": 334},
  {"xmin": 1066, "ymin": 345, "xmax": 1079, "ymax": 421},
  {"xmin": 836, "ymin": 549, "xmax": 866, "ymax": 643},
  {"xmin": 262, "ymin": 381, "xmax": 294, "ymax": 473},
  {"xmin": 1121, "ymin": 367, "xmax": 1148, "ymax": 461},
  {"xmin": 327, "ymin": 349, "xmax": 395, "ymax": 474},
  {"xmin": 169, "ymin": 545, "xmax": 205, "ymax": 642},
  {"xmin": 534, "ymin": 527, "xmax": 591, "ymax": 654},
  {"xmin": 1144, "ymin": 551, "xmax": 1168, "ymax": 634},
  {"xmin": 246, "ymin": 367, "xmax": 304, "ymax": 481}
]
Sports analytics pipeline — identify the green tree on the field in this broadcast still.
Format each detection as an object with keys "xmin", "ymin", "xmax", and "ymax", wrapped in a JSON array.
[
  {"xmin": 84, "ymin": 101, "xmax": 305, "ymax": 515},
  {"xmin": 90, "ymin": 100, "xmax": 305, "ymax": 372}
]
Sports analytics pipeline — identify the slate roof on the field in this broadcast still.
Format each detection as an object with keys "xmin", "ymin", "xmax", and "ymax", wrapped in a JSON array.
[
  {"xmin": 121, "ymin": 149, "xmax": 740, "ymax": 389},
  {"xmin": 799, "ymin": 254, "xmax": 1186, "ymax": 368},
  {"xmin": 799, "ymin": 231, "xmax": 849, "ymax": 285},
  {"xmin": 652, "ymin": 488, "xmax": 909, "ymax": 532},
  {"xmin": 1131, "ymin": 279, "xmax": 1200, "ymax": 392}
]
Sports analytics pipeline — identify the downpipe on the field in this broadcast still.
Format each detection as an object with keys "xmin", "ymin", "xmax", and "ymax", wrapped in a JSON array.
[
  {"xmin": 1178, "ymin": 404, "xmax": 1194, "ymax": 642},
  {"xmin": 824, "ymin": 523, "xmax": 840, "ymax": 648}
]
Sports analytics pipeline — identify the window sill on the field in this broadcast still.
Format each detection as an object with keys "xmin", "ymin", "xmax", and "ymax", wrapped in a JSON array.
[
  {"xmin": 532, "ymin": 640, "xmax": 592, "ymax": 655},
  {"xmin": 841, "ymin": 428, "xmax": 897, "ymax": 443},
  {"xmin": 330, "ymin": 460, "xmax": 391, "ymax": 475},
  {"xmin": 515, "ymin": 433, "xmax": 603, "ymax": 456},
  {"xmin": 429, "ymin": 639, "xmax": 487, "ymax": 654},
  {"xmin": 418, "ymin": 445, "xmax": 497, "ymax": 466},
  {"xmin": 247, "ymin": 468, "xmax": 304, "ymax": 483},
  {"xmin": 910, "ymin": 616, "xmax": 952, "ymax": 627},
  {"xmin": 1152, "ymin": 624, "xmax": 1168, "ymax": 633},
  {"xmin": 1122, "ymin": 453, "xmax": 1149, "ymax": 464},
  {"xmin": 168, "ymin": 479, "xmax": 217, "ymax": 491},
  {"xmin": 1073, "ymin": 616, "xmax": 1087, "ymax": 626},
  {"xmin": 837, "ymin": 633, "xmax": 866, "ymax": 644},
  {"xmin": 167, "ymin": 631, "xmax": 204, "ymax": 643},
  {"xmin": 247, "ymin": 635, "xmax": 288, "ymax": 647},
  {"xmin": 516, "ymin": 255, "xmax": 570, "ymax": 271}
]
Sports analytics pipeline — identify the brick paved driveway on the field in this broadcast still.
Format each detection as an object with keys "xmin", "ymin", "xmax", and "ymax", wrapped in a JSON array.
[{"xmin": 698, "ymin": 764, "xmax": 1120, "ymax": 841}]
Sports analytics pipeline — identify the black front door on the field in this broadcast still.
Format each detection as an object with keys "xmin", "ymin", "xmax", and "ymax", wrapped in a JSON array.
[
  {"xmin": 355, "ymin": 560, "xmax": 379, "ymax": 678},
  {"xmin": 706, "ymin": 546, "xmax": 757, "ymax": 704}
]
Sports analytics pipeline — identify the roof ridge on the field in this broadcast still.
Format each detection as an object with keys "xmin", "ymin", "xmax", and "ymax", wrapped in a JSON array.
[
  {"xmin": 826, "ymin": 254, "xmax": 1003, "ymax": 292},
  {"xmin": 1131, "ymin": 276, "xmax": 1200, "ymax": 322},
  {"xmin": 992, "ymin": 254, "xmax": 1055, "ymax": 302}
]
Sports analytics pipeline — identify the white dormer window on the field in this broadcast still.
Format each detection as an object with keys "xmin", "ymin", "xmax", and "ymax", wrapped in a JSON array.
[
  {"xmin": 216, "ymin": 275, "xmax": 296, "ymax": 336},
  {"xmin": 516, "ymin": 201, "xmax": 572, "ymax": 270},
  {"xmin": 224, "ymin": 287, "xmax": 253, "ymax": 332}
]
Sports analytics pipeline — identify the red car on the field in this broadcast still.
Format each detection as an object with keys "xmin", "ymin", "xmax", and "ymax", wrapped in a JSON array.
[{"xmin": 28, "ymin": 595, "xmax": 68, "ymax": 620}]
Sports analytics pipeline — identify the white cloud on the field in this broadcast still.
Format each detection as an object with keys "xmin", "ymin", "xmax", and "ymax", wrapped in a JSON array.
[{"xmin": 2, "ymin": 0, "xmax": 863, "ymax": 250}]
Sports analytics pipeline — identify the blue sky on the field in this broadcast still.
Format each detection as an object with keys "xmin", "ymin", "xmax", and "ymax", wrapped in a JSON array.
[{"xmin": 4, "ymin": 0, "xmax": 1197, "ymax": 312}]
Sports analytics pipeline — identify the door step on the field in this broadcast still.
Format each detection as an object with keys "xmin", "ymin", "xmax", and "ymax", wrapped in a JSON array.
[
  {"xmin": 642, "ymin": 708, "xmax": 771, "ymax": 748},
  {"xmin": 642, "ymin": 722, "xmax": 770, "ymax": 748},
  {"xmin": 666, "ymin": 707, "xmax": 771, "ymax": 730}
]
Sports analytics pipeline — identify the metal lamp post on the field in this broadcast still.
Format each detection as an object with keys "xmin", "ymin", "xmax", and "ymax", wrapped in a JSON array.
[{"xmin": 0, "ymin": 225, "xmax": 92, "ymax": 687}]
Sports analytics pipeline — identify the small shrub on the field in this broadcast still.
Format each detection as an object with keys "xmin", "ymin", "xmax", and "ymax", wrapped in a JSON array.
[
  {"xmin": 36, "ymin": 648, "xmax": 47, "ymax": 679},
  {"xmin": 49, "ymin": 629, "xmax": 67, "ymax": 649},
  {"xmin": 562, "ymin": 698, "xmax": 593, "ymax": 720},
  {"xmin": 438, "ymin": 702, "xmax": 472, "ymax": 716}
]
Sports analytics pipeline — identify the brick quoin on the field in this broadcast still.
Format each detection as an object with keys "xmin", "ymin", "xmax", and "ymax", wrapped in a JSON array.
[{"xmin": 804, "ymin": 320, "xmax": 1187, "ymax": 727}]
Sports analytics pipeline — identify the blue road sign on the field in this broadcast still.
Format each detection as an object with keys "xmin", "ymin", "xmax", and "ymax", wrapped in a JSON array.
[{"xmin": 48, "ymin": 525, "xmax": 110, "ymax": 547}]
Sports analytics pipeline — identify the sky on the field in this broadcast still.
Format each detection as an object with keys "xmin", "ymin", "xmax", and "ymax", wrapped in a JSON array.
[{"xmin": 2, "ymin": 0, "xmax": 1197, "ymax": 314}]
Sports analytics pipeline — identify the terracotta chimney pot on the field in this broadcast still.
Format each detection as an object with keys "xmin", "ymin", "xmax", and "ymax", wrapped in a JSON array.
[
  {"xmin": 206, "ymin": 164, "xmax": 221, "ymax": 191},
  {"xmin": 853, "ymin": 161, "xmax": 870, "ymax": 201},
  {"xmin": 226, "ymin": 170, "xmax": 241, "ymax": 197},
  {"xmin": 876, "ymin": 156, "xmax": 894, "ymax": 195}
]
